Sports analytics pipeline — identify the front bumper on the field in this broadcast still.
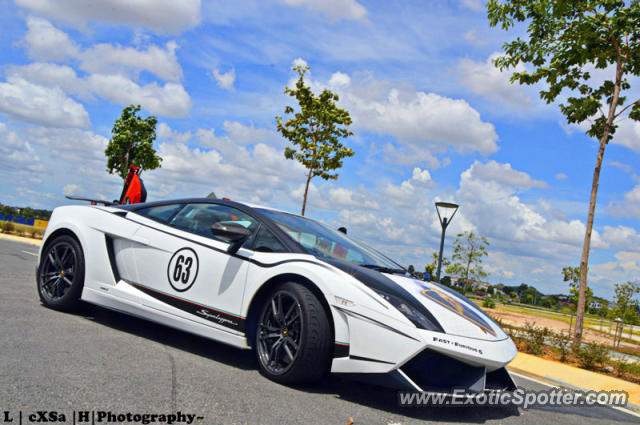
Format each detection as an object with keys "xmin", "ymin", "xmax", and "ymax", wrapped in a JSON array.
[
  {"xmin": 330, "ymin": 307, "xmax": 518, "ymax": 393},
  {"xmin": 337, "ymin": 348, "xmax": 517, "ymax": 393}
]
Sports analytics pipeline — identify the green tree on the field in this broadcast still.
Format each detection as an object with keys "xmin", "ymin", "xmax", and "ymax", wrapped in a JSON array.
[
  {"xmin": 105, "ymin": 104, "xmax": 161, "ymax": 180},
  {"xmin": 487, "ymin": 1, "xmax": 640, "ymax": 342},
  {"xmin": 562, "ymin": 266, "xmax": 593, "ymax": 312},
  {"xmin": 425, "ymin": 251, "xmax": 450, "ymax": 282},
  {"xmin": 612, "ymin": 281, "xmax": 640, "ymax": 323},
  {"xmin": 276, "ymin": 65, "xmax": 355, "ymax": 215},
  {"xmin": 445, "ymin": 231, "xmax": 489, "ymax": 285}
]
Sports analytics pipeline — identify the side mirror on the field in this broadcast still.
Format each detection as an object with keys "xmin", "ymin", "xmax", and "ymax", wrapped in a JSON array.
[{"xmin": 211, "ymin": 222, "xmax": 252, "ymax": 254}]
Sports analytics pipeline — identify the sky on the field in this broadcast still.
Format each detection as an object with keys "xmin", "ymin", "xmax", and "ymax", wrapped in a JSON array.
[{"xmin": 1, "ymin": 0, "xmax": 639, "ymax": 300}]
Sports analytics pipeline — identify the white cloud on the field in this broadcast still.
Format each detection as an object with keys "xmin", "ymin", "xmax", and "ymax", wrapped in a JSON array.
[
  {"xmin": 90, "ymin": 74, "xmax": 191, "ymax": 118},
  {"xmin": 194, "ymin": 121, "xmax": 278, "ymax": 150},
  {"xmin": 26, "ymin": 127, "xmax": 109, "ymax": 164},
  {"xmin": 555, "ymin": 173, "xmax": 567, "ymax": 180},
  {"xmin": 463, "ymin": 29, "xmax": 487, "ymax": 45},
  {"xmin": 381, "ymin": 167, "xmax": 436, "ymax": 207},
  {"xmin": 328, "ymin": 72, "xmax": 350, "ymax": 87},
  {"xmin": 333, "ymin": 74, "xmax": 498, "ymax": 155},
  {"xmin": 0, "ymin": 123, "xmax": 43, "ymax": 172},
  {"xmin": 280, "ymin": 0, "xmax": 367, "ymax": 21},
  {"xmin": 458, "ymin": 52, "xmax": 531, "ymax": 108},
  {"xmin": 610, "ymin": 183, "xmax": 640, "ymax": 219},
  {"xmin": 611, "ymin": 118, "xmax": 640, "ymax": 152},
  {"xmin": 456, "ymin": 160, "xmax": 605, "ymax": 250},
  {"xmin": 602, "ymin": 225, "xmax": 640, "ymax": 252},
  {"xmin": 212, "ymin": 68, "xmax": 236, "ymax": 90},
  {"xmin": 79, "ymin": 41, "xmax": 183, "ymax": 82},
  {"xmin": 63, "ymin": 184, "xmax": 80, "ymax": 196},
  {"xmin": 144, "ymin": 122, "xmax": 303, "ymax": 203},
  {"xmin": 23, "ymin": 20, "xmax": 183, "ymax": 82},
  {"xmin": 381, "ymin": 143, "xmax": 446, "ymax": 169},
  {"xmin": 470, "ymin": 160, "xmax": 548, "ymax": 189},
  {"xmin": 16, "ymin": 0, "xmax": 201, "ymax": 34},
  {"xmin": 460, "ymin": 0, "xmax": 483, "ymax": 11},
  {"xmin": 23, "ymin": 16, "xmax": 78, "ymax": 61},
  {"xmin": 327, "ymin": 187, "xmax": 379, "ymax": 210},
  {"xmin": 9, "ymin": 62, "xmax": 191, "ymax": 118},
  {"xmin": 9, "ymin": 63, "xmax": 85, "ymax": 98},
  {"xmin": 0, "ymin": 76, "xmax": 89, "ymax": 128}
]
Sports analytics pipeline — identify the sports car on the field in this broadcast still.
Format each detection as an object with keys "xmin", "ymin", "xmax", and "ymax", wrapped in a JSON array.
[{"xmin": 36, "ymin": 197, "xmax": 517, "ymax": 392}]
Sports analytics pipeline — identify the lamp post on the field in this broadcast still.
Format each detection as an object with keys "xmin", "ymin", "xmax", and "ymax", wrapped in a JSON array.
[{"xmin": 435, "ymin": 201, "xmax": 459, "ymax": 283}]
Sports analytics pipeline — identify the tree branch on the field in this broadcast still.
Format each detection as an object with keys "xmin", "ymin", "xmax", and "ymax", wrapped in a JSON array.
[{"xmin": 614, "ymin": 97, "xmax": 640, "ymax": 119}]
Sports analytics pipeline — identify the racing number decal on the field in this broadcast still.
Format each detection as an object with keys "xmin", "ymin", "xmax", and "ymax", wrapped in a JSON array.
[{"xmin": 167, "ymin": 248, "xmax": 199, "ymax": 292}]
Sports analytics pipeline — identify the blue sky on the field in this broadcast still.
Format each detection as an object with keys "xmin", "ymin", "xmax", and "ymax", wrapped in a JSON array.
[{"xmin": 1, "ymin": 0, "xmax": 639, "ymax": 299}]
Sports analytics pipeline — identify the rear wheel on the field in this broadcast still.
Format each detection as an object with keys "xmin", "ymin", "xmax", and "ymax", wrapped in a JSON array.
[
  {"xmin": 37, "ymin": 234, "xmax": 85, "ymax": 311},
  {"xmin": 255, "ymin": 282, "xmax": 332, "ymax": 384}
]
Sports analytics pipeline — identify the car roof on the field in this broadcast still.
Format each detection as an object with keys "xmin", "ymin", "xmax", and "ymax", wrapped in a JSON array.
[{"xmin": 117, "ymin": 197, "xmax": 308, "ymax": 254}]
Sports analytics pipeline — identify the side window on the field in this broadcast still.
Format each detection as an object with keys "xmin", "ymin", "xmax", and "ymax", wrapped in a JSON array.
[
  {"xmin": 135, "ymin": 204, "xmax": 184, "ymax": 223},
  {"xmin": 168, "ymin": 203, "xmax": 259, "ymax": 241},
  {"xmin": 251, "ymin": 226, "xmax": 287, "ymax": 253}
]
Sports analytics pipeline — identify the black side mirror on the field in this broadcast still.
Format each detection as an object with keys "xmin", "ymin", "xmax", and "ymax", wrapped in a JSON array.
[{"xmin": 211, "ymin": 222, "xmax": 252, "ymax": 254}]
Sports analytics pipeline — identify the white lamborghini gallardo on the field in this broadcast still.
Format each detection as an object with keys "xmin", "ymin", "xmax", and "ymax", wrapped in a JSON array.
[{"xmin": 36, "ymin": 198, "xmax": 517, "ymax": 392}]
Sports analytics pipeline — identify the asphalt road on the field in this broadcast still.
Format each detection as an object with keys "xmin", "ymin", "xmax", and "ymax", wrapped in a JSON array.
[{"xmin": 0, "ymin": 238, "xmax": 637, "ymax": 425}]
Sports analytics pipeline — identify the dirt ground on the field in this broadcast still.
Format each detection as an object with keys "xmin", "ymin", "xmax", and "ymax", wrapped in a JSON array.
[{"xmin": 486, "ymin": 308, "xmax": 636, "ymax": 349}]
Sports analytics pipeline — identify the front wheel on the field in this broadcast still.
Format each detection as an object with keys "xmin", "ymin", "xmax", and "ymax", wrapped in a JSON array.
[
  {"xmin": 255, "ymin": 282, "xmax": 332, "ymax": 384},
  {"xmin": 37, "ymin": 234, "xmax": 85, "ymax": 311}
]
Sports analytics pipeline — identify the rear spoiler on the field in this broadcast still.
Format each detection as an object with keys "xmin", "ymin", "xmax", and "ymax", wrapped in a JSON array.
[
  {"xmin": 64, "ymin": 196, "xmax": 117, "ymax": 206},
  {"xmin": 65, "ymin": 165, "xmax": 147, "ymax": 206}
]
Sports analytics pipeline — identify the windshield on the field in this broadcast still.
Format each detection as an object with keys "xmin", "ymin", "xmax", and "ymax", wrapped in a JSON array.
[{"xmin": 257, "ymin": 208, "xmax": 406, "ymax": 271}]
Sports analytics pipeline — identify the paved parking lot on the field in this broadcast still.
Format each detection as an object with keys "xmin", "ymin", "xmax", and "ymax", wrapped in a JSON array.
[{"xmin": 0, "ymin": 238, "xmax": 637, "ymax": 424}]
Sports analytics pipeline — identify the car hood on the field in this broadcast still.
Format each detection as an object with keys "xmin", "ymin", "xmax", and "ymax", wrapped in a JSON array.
[
  {"xmin": 324, "ymin": 259, "xmax": 507, "ymax": 341},
  {"xmin": 384, "ymin": 274, "xmax": 508, "ymax": 341}
]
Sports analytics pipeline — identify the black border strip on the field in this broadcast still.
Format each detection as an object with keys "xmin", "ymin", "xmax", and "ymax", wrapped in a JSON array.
[
  {"xmin": 349, "ymin": 354, "xmax": 395, "ymax": 364},
  {"xmin": 123, "ymin": 279, "xmax": 246, "ymax": 332}
]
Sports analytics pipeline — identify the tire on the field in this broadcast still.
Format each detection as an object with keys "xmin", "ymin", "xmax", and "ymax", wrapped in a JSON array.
[
  {"xmin": 37, "ymin": 234, "xmax": 85, "ymax": 311},
  {"xmin": 254, "ymin": 282, "xmax": 332, "ymax": 384}
]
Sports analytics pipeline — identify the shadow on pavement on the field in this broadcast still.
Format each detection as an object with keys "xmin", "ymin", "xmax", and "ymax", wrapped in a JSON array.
[{"xmin": 69, "ymin": 302, "xmax": 636, "ymax": 423}]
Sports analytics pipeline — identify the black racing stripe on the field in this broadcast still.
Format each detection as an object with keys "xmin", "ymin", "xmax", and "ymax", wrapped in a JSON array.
[
  {"xmin": 325, "ymin": 258, "xmax": 444, "ymax": 333},
  {"xmin": 333, "ymin": 343, "xmax": 350, "ymax": 358},
  {"xmin": 349, "ymin": 355, "xmax": 395, "ymax": 365},
  {"xmin": 123, "ymin": 279, "xmax": 246, "ymax": 332}
]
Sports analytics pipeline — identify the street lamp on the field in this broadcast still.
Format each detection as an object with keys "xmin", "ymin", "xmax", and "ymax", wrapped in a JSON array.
[{"xmin": 435, "ymin": 201, "xmax": 459, "ymax": 283}]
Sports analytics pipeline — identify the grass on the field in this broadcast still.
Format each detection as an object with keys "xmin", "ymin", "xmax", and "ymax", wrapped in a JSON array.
[{"xmin": 0, "ymin": 220, "xmax": 46, "ymax": 239}]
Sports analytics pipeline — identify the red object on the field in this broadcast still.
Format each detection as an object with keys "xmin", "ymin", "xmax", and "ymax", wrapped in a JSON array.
[{"xmin": 118, "ymin": 166, "xmax": 147, "ymax": 205}]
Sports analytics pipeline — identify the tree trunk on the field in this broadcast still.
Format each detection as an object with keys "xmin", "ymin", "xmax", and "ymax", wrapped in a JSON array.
[
  {"xmin": 574, "ymin": 60, "xmax": 623, "ymax": 342},
  {"xmin": 301, "ymin": 135, "xmax": 317, "ymax": 216},
  {"xmin": 301, "ymin": 167, "xmax": 313, "ymax": 216},
  {"xmin": 124, "ymin": 144, "xmax": 132, "ymax": 180}
]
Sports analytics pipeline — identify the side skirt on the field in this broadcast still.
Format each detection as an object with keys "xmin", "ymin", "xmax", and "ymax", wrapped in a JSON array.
[{"xmin": 81, "ymin": 287, "xmax": 249, "ymax": 350}]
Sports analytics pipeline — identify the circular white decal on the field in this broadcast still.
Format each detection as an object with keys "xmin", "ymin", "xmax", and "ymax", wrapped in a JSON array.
[{"xmin": 167, "ymin": 247, "xmax": 199, "ymax": 292}]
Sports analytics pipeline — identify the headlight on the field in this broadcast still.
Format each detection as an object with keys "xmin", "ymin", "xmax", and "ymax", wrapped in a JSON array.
[{"xmin": 374, "ymin": 289, "xmax": 442, "ymax": 332}]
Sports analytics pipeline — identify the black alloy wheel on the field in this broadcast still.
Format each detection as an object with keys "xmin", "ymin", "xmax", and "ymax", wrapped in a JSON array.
[
  {"xmin": 38, "ymin": 234, "xmax": 85, "ymax": 310},
  {"xmin": 254, "ymin": 282, "xmax": 332, "ymax": 384},
  {"xmin": 257, "ymin": 289, "xmax": 303, "ymax": 375}
]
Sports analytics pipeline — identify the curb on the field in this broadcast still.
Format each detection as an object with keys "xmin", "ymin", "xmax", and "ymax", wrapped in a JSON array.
[
  {"xmin": 507, "ymin": 352, "xmax": 640, "ymax": 412},
  {"xmin": 0, "ymin": 233, "xmax": 41, "ymax": 246}
]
